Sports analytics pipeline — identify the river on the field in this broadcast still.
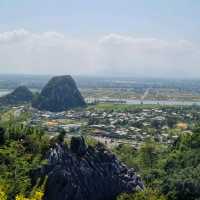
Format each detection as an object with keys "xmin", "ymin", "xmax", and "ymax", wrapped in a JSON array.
[
  {"xmin": 86, "ymin": 97, "xmax": 200, "ymax": 106},
  {"xmin": 0, "ymin": 91, "xmax": 200, "ymax": 106}
]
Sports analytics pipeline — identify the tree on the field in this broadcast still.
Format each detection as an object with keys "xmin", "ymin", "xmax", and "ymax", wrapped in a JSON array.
[
  {"xmin": 0, "ymin": 185, "xmax": 7, "ymax": 200},
  {"xmin": 140, "ymin": 141, "xmax": 158, "ymax": 169}
]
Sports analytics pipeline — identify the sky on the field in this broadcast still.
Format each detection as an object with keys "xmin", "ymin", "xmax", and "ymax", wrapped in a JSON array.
[{"xmin": 0, "ymin": 0, "xmax": 200, "ymax": 78}]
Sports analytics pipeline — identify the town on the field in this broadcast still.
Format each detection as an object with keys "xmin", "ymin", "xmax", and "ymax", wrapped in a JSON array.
[{"xmin": 4, "ymin": 103, "xmax": 200, "ymax": 149}]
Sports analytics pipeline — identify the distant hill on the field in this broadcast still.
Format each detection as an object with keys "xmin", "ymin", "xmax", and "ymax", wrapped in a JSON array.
[
  {"xmin": 32, "ymin": 75, "xmax": 86, "ymax": 112},
  {"xmin": 0, "ymin": 86, "xmax": 33, "ymax": 106}
]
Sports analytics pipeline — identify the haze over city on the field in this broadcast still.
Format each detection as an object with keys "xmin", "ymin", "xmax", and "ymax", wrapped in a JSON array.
[{"xmin": 0, "ymin": 0, "xmax": 200, "ymax": 78}]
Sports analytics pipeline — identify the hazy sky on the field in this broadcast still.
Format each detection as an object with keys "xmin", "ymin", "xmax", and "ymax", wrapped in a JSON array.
[{"xmin": 0, "ymin": 0, "xmax": 200, "ymax": 77}]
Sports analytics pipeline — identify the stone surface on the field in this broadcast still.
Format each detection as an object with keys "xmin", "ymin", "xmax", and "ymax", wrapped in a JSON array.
[
  {"xmin": 32, "ymin": 75, "xmax": 86, "ymax": 112},
  {"xmin": 33, "ymin": 137, "xmax": 144, "ymax": 200}
]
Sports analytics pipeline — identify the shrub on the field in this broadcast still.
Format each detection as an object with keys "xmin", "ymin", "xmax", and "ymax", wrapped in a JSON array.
[{"xmin": 117, "ymin": 188, "xmax": 167, "ymax": 200}]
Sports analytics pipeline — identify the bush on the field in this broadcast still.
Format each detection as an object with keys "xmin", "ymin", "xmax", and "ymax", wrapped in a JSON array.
[{"xmin": 117, "ymin": 188, "xmax": 167, "ymax": 200}]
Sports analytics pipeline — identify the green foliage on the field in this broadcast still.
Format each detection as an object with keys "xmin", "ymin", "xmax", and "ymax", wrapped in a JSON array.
[
  {"xmin": 1, "ymin": 104, "xmax": 200, "ymax": 200},
  {"xmin": 113, "ymin": 144, "xmax": 140, "ymax": 169},
  {"xmin": 117, "ymin": 188, "xmax": 167, "ymax": 200},
  {"xmin": 0, "ymin": 123, "xmax": 49, "ymax": 199},
  {"xmin": 0, "ymin": 182, "xmax": 8, "ymax": 200},
  {"xmin": 115, "ymin": 130, "xmax": 200, "ymax": 200},
  {"xmin": 162, "ymin": 165, "xmax": 200, "ymax": 200},
  {"xmin": 84, "ymin": 136, "xmax": 98, "ymax": 147},
  {"xmin": 160, "ymin": 132, "xmax": 200, "ymax": 200},
  {"xmin": 140, "ymin": 141, "xmax": 158, "ymax": 169}
]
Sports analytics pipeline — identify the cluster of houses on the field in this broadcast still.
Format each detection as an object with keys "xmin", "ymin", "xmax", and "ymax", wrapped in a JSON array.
[
  {"xmin": 86, "ymin": 109, "xmax": 180, "ymax": 145},
  {"xmin": 9, "ymin": 104, "xmax": 199, "ymax": 148},
  {"xmin": 30, "ymin": 106, "xmax": 200, "ymax": 146}
]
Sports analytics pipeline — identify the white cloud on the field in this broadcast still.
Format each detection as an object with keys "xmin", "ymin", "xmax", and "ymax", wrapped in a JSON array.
[
  {"xmin": 0, "ymin": 29, "xmax": 200, "ymax": 77},
  {"xmin": 0, "ymin": 29, "xmax": 30, "ymax": 44},
  {"xmin": 98, "ymin": 33, "xmax": 200, "ymax": 77}
]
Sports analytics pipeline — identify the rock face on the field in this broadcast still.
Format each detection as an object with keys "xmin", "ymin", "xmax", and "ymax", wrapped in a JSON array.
[
  {"xmin": 32, "ymin": 75, "xmax": 86, "ymax": 112},
  {"xmin": 0, "ymin": 86, "xmax": 33, "ymax": 106},
  {"xmin": 33, "ymin": 137, "xmax": 143, "ymax": 200}
]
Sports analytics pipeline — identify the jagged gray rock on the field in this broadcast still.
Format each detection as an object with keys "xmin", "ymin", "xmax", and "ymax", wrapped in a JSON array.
[{"xmin": 33, "ymin": 137, "xmax": 143, "ymax": 200}]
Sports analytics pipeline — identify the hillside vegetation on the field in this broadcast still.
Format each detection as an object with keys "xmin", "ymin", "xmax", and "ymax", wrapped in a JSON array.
[
  {"xmin": 0, "ymin": 116, "xmax": 199, "ymax": 199},
  {"xmin": 115, "ymin": 128, "xmax": 200, "ymax": 200}
]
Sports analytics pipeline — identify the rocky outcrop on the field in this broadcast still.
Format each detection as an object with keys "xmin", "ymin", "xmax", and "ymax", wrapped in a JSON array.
[
  {"xmin": 33, "ymin": 137, "xmax": 143, "ymax": 200},
  {"xmin": 0, "ymin": 86, "xmax": 33, "ymax": 106},
  {"xmin": 32, "ymin": 75, "xmax": 86, "ymax": 112}
]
